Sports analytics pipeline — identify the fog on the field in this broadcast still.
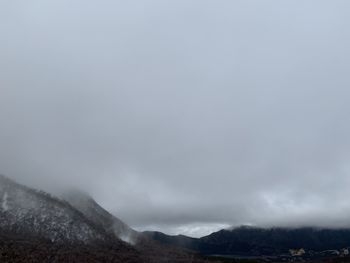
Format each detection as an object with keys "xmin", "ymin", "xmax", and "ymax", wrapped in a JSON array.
[{"xmin": 1, "ymin": 0, "xmax": 350, "ymax": 237}]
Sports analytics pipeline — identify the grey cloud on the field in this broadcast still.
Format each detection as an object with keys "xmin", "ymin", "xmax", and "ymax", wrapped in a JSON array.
[{"xmin": 1, "ymin": 0, "xmax": 350, "ymax": 237}]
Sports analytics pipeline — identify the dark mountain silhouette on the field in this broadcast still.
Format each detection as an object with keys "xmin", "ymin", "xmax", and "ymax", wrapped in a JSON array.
[
  {"xmin": 144, "ymin": 231, "xmax": 198, "ymax": 250},
  {"xmin": 145, "ymin": 226, "xmax": 350, "ymax": 256}
]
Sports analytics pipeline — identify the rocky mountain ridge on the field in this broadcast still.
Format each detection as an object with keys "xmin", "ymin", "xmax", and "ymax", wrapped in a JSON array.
[{"xmin": 0, "ymin": 175, "xmax": 111, "ymax": 244}]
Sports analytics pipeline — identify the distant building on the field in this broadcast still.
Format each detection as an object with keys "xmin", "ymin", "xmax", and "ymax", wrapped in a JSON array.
[
  {"xmin": 340, "ymin": 248, "xmax": 349, "ymax": 257},
  {"xmin": 289, "ymin": 248, "xmax": 306, "ymax": 257}
]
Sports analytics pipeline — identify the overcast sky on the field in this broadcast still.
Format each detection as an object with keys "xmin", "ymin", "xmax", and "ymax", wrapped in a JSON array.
[{"xmin": 1, "ymin": 0, "xmax": 350, "ymax": 237}]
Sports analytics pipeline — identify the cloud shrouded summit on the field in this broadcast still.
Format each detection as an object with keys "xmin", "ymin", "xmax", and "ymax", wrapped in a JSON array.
[{"xmin": 1, "ymin": 0, "xmax": 350, "ymax": 237}]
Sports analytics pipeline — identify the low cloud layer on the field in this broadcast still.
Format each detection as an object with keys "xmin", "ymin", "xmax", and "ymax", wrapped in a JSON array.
[{"xmin": 1, "ymin": 1, "xmax": 350, "ymax": 237}]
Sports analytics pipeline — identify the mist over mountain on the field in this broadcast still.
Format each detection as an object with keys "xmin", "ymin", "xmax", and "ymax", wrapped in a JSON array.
[
  {"xmin": 0, "ymin": 175, "xmax": 212, "ymax": 262},
  {"xmin": 2, "ymin": 1, "xmax": 350, "ymax": 237},
  {"xmin": 63, "ymin": 190, "xmax": 139, "ymax": 244},
  {"xmin": 1, "ymin": 0, "xmax": 350, "ymax": 262},
  {"xmin": 3, "ymin": 174, "xmax": 350, "ymax": 262},
  {"xmin": 0, "ymin": 175, "xmax": 109, "ymax": 243}
]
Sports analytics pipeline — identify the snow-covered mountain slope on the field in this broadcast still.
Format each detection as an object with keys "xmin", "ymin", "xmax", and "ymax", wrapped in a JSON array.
[
  {"xmin": 63, "ymin": 191, "xmax": 139, "ymax": 244},
  {"xmin": 0, "ymin": 175, "xmax": 110, "ymax": 243},
  {"xmin": 0, "ymin": 175, "xmax": 213, "ymax": 262}
]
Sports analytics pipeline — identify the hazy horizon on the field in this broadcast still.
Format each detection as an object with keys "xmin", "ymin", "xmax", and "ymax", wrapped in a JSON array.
[{"xmin": 1, "ymin": 1, "xmax": 350, "ymax": 238}]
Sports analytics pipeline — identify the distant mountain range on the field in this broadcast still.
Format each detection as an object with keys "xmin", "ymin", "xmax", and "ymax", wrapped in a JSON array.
[{"xmin": 145, "ymin": 226, "xmax": 350, "ymax": 257}]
